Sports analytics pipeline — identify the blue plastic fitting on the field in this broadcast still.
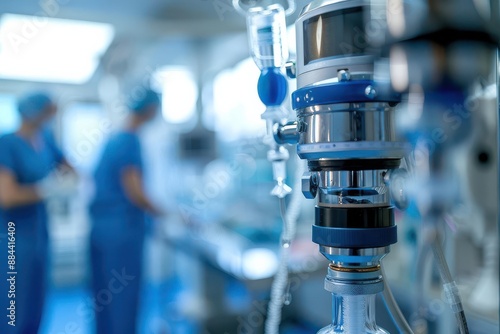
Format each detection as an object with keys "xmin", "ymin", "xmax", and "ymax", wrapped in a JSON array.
[{"xmin": 257, "ymin": 67, "xmax": 288, "ymax": 107}]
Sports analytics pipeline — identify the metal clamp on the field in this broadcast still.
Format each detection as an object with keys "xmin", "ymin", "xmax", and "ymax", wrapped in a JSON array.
[
  {"xmin": 274, "ymin": 121, "xmax": 300, "ymax": 145},
  {"xmin": 301, "ymin": 172, "xmax": 318, "ymax": 199}
]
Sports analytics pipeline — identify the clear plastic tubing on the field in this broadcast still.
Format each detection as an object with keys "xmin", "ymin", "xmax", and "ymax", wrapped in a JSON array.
[
  {"xmin": 265, "ymin": 158, "xmax": 305, "ymax": 334},
  {"xmin": 381, "ymin": 264, "xmax": 414, "ymax": 334}
]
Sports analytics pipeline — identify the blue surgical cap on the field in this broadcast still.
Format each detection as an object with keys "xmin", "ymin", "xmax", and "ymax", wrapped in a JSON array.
[
  {"xmin": 127, "ymin": 88, "xmax": 160, "ymax": 114},
  {"xmin": 17, "ymin": 91, "xmax": 54, "ymax": 120}
]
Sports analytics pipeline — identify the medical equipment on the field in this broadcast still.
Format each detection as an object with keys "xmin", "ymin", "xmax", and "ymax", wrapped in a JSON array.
[
  {"xmin": 232, "ymin": 2, "xmax": 298, "ymax": 332},
  {"xmin": 368, "ymin": 1, "xmax": 499, "ymax": 333},
  {"xmin": 285, "ymin": 1, "xmax": 412, "ymax": 332},
  {"xmin": 233, "ymin": 0, "xmax": 499, "ymax": 333}
]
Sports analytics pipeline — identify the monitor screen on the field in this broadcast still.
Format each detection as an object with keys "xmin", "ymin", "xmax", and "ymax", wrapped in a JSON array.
[{"xmin": 303, "ymin": 7, "xmax": 366, "ymax": 65}]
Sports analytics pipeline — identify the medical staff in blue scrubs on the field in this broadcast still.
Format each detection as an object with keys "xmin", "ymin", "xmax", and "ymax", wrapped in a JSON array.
[
  {"xmin": 89, "ymin": 88, "xmax": 164, "ymax": 334},
  {"xmin": 0, "ymin": 92, "xmax": 75, "ymax": 334}
]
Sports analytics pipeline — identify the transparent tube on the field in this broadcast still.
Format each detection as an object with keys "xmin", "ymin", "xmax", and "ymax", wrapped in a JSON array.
[
  {"xmin": 265, "ymin": 244, "xmax": 290, "ymax": 334},
  {"xmin": 318, "ymin": 294, "xmax": 389, "ymax": 334},
  {"xmin": 430, "ymin": 228, "xmax": 469, "ymax": 334},
  {"xmin": 247, "ymin": 4, "xmax": 289, "ymax": 69},
  {"xmin": 265, "ymin": 157, "xmax": 305, "ymax": 334},
  {"xmin": 380, "ymin": 263, "xmax": 415, "ymax": 334}
]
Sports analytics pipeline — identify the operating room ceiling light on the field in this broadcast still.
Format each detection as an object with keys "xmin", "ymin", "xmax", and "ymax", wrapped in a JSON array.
[{"xmin": 0, "ymin": 14, "xmax": 114, "ymax": 84}]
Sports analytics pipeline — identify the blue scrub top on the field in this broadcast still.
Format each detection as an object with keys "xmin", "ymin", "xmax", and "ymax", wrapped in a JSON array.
[
  {"xmin": 0, "ymin": 130, "xmax": 64, "ymax": 334},
  {"xmin": 89, "ymin": 131, "xmax": 146, "ymax": 334},
  {"xmin": 90, "ymin": 131, "xmax": 144, "ymax": 218},
  {"xmin": 0, "ymin": 131, "xmax": 64, "ymax": 234}
]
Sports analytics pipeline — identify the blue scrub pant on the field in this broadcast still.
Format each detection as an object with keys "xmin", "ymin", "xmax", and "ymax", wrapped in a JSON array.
[
  {"xmin": 89, "ymin": 212, "xmax": 145, "ymax": 334},
  {"xmin": 0, "ymin": 219, "xmax": 48, "ymax": 334}
]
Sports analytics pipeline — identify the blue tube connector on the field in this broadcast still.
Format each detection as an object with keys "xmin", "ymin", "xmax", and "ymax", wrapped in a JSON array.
[{"xmin": 258, "ymin": 67, "xmax": 288, "ymax": 107}]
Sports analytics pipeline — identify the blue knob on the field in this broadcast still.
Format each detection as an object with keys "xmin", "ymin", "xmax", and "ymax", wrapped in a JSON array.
[{"xmin": 257, "ymin": 67, "xmax": 288, "ymax": 107}]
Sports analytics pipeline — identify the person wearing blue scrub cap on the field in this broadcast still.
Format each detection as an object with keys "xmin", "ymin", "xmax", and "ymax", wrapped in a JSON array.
[
  {"xmin": 89, "ymin": 87, "xmax": 164, "ymax": 334},
  {"xmin": 127, "ymin": 88, "xmax": 161, "ymax": 114},
  {"xmin": 17, "ymin": 92, "xmax": 55, "ymax": 120},
  {"xmin": 0, "ymin": 91, "xmax": 75, "ymax": 334}
]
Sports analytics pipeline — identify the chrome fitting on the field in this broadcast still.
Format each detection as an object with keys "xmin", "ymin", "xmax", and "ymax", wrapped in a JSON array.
[{"xmin": 301, "ymin": 172, "xmax": 318, "ymax": 199}]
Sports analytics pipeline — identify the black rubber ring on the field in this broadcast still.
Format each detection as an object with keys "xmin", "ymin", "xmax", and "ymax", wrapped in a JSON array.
[{"xmin": 316, "ymin": 206, "xmax": 394, "ymax": 228}]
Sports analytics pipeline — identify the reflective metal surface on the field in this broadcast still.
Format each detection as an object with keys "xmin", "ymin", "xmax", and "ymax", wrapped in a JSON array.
[
  {"xmin": 324, "ymin": 257, "xmax": 385, "ymax": 295},
  {"xmin": 319, "ymin": 246, "xmax": 390, "ymax": 265},
  {"xmin": 296, "ymin": 102, "xmax": 405, "ymax": 160}
]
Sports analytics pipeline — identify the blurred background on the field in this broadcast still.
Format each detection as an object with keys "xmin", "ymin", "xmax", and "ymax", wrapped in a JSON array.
[{"xmin": 0, "ymin": 0, "xmax": 498, "ymax": 333}]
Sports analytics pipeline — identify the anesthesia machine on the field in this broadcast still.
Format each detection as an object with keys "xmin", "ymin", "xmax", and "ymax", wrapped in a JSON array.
[{"xmin": 232, "ymin": 0, "xmax": 499, "ymax": 333}]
